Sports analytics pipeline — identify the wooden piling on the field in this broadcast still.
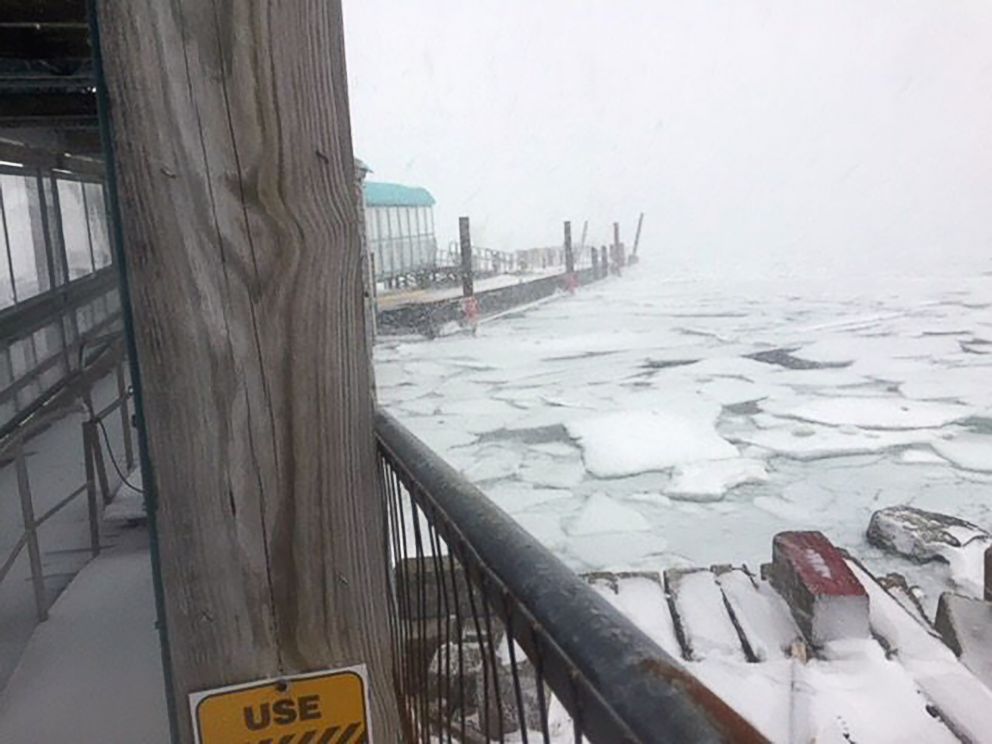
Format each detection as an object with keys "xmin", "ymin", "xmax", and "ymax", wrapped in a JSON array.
[
  {"xmin": 460, "ymin": 216, "xmax": 474, "ymax": 297},
  {"xmin": 564, "ymin": 220, "xmax": 575, "ymax": 275},
  {"xmin": 94, "ymin": 2, "xmax": 400, "ymax": 740}
]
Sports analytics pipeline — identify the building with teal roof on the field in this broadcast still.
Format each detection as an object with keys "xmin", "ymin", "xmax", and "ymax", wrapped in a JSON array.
[{"xmin": 362, "ymin": 180, "xmax": 438, "ymax": 283}]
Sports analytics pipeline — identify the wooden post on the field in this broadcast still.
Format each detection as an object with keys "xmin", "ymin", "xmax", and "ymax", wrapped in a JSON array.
[
  {"xmin": 613, "ymin": 222, "xmax": 621, "ymax": 266},
  {"xmin": 563, "ymin": 220, "xmax": 574, "ymax": 275},
  {"xmin": 94, "ymin": 2, "xmax": 400, "ymax": 741},
  {"xmin": 579, "ymin": 220, "xmax": 588, "ymax": 250},
  {"xmin": 600, "ymin": 245, "xmax": 608, "ymax": 276},
  {"xmin": 15, "ymin": 442, "xmax": 48, "ymax": 622},
  {"xmin": 459, "ymin": 216, "xmax": 474, "ymax": 297},
  {"xmin": 590, "ymin": 246, "xmax": 599, "ymax": 276},
  {"xmin": 633, "ymin": 212, "xmax": 644, "ymax": 256}
]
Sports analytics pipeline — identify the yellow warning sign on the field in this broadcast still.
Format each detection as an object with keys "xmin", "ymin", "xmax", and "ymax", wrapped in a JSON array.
[{"xmin": 189, "ymin": 664, "xmax": 370, "ymax": 744}]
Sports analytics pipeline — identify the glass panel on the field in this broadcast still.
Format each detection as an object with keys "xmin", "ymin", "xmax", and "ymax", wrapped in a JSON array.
[
  {"xmin": 1, "ymin": 173, "xmax": 51, "ymax": 301},
  {"xmin": 84, "ymin": 183, "xmax": 113, "ymax": 268},
  {"xmin": 57, "ymin": 179, "xmax": 94, "ymax": 279},
  {"xmin": 34, "ymin": 324, "xmax": 65, "ymax": 392}
]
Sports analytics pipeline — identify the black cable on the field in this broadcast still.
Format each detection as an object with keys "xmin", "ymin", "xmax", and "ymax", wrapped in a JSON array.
[{"xmin": 95, "ymin": 415, "xmax": 145, "ymax": 494}]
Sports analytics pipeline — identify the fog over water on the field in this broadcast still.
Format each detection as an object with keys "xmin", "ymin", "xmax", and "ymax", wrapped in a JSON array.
[{"xmin": 344, "ymin": 1, "xmax": 992, "ymax": 279}]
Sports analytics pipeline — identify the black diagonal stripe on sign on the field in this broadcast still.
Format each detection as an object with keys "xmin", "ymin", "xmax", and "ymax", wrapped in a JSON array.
[
  {"xmin": 297, "ymin": 728, "xmax": 327, "ymax": 744},
  {"xmin": 315, "ymin": 726, "xmax": 340, "ymax": 744},
  {"xmin": 336, "ymin": 722, "xmax": 362, "ymax": 744},
  {"xmin": 277, "ymin": 735, "xmax": 294, "ymax": 744},
  {"xmin": 353, "ymin": 728, "xmax": 367, "ymax": 744}
]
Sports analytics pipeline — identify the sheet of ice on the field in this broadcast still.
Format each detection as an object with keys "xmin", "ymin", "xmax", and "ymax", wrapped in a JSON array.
[
  {"xmin": 517, "ymin": 455, "xmax": 584, "ymax": 489},
  {"xmin": 898, "ymin": 448, "xmax": 949, "ymax": 464},
  {"xmin": 483, "ymin": 482, "xmax": 574, "ymax": 513},
  {"xmin": 568, "ymin": 494, "xmax": 650, "ymax": 536},
  {"xmin": 932, "ymin": 434, "xmax": 992, "ymax": 472},
  {"xmin": 761, "ymin": 396, "xmax": 974, "ymax": 430},
  {"xmin": 667, "ymin": 458, "xmax": 767, "ymax": 500},
  {"xmin": 567, "ymin": 409, "xmax": 738, "ymax": 478},
  {"xmin": 741, "ymin": 419, "xmax": 936, "ymax": 460}
]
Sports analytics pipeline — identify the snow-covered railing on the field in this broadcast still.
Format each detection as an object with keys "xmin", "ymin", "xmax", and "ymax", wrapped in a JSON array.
[{"xmin": 375, "ymin": 410, "xmax": 762, "ymax": 743}]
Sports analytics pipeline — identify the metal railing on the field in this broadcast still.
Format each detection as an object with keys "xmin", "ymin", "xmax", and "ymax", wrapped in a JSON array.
[
  {"xmin": 0, "ymin": 336, "xmax": 133, "ymax": 625},
  {"xmin": 375, "ymin": 410, "xmax": 763, "ymax": 743}
]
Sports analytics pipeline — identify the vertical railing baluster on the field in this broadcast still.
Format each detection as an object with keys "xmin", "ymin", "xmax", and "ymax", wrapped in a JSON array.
[
  {"xmin": 479, "ymin": 575, "xmax": 506, "ymax": 743},
  {"xmin": 504, "ymin": 593, "xmax": 530, "ymax": 743},
  {"xmin": 531, "ymin": 627, "xmax": 552, "ymax": 743}
]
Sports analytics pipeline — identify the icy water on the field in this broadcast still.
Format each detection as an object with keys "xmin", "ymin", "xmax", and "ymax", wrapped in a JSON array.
[{"xmin": 375, "ymin": 268, "xmax": 992, "ymax": 613}]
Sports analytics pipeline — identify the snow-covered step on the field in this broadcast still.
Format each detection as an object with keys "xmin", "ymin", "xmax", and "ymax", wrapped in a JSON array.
[
  {"xmin": 715, "ymin": 568, "xmax": 801, "ymax": 662},
  {"xmin": 665, "ymin": 569, "xmax": 746, "ymax": 661},
  {"xmin": 588, "ymin": 572, "xmax": 681, "ymax": 657},
  {"xmin": 848, "ymin": 559, "xmax": 992, "ymax": 742}
]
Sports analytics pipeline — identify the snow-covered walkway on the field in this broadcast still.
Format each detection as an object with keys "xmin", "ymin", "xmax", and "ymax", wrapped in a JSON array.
[{"xmin": 0, "ymin": 525, "xmax": 169, "ymax": 743}]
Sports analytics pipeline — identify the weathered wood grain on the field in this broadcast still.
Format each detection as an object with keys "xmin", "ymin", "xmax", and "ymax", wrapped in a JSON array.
[{"xmin": 95, "ymin": 1, "xmax": 399, "ymax": 740}]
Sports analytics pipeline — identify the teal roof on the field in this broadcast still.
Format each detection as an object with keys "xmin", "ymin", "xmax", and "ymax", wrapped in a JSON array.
[{"xmin": 363, "ymin": 181, "xmax": 435, "ymax": 208}]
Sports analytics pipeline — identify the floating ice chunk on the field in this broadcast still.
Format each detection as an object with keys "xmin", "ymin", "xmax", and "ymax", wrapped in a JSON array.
[
  {"xmin": 568, "ymin": 494, "xmax": 650, "ymax": 536},
  {"xmin": 567, "ymin": 409, "xmax": 738, "ymax": 478},
  {"xmin": 740, "ymin": 421, "xmax": 933, "ymax": 460},
  {"xmin": 667, "ymin": 458, "xmax": 767, "ymax": 500},
  {"xmin": 932, "ymin": 434, "xmax": 992, "ymax": 473},
  {"xmin": 624, "ymin": 491, "xmax": 673, "ymax": 507},
  {"xmin": 518, "ymin": 456, "xmax": 584, "ymax": 489},
  {"xmin": 484, "ymin": 482, "xmax": 574, "ymax": 513},
  {"xmin": 898, "ymin": 448, "xmax": 949, "ymax": 465},
  {"xmin": 761, "ymin": 396, "xmax": 973, "ymax": 430},
  {"xmin": 460, "ymin": 447, "xmax": 523, "ymax": 482},
  {"xmin": 695, "ymin": 378, "xmax": 781, "ymax": 406},
  {"xmin": 528, "ymin": 441, "xmax": 579, "ymax": 458},
  {"xmin": 752, "ymin": 496, "xmax": 813, "ymax": 523}
]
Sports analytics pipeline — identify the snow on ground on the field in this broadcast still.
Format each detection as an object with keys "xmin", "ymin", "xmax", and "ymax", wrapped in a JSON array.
[
  {"xmin": 0, "ymin": 526, "xmax": 169, "ymax": 743},
  {"xmin": 376, "ymin": 269, "xmax": 992, "ymax": 612}
]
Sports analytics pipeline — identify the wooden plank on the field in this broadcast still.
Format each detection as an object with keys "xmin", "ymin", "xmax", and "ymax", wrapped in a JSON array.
[
  {"xmin": 588, "ymin": 572, "xmax": 680, "ymax": 658},
  {"xmin": 95, "ymin": 2, "xmax": 399, "ymax": 741},
  {"xmin": 665, "ymin": 569, "xmax": 745, "ymax": 661},
  {"xmin": 715, "ymin": 568, "xmax": 800, "ymax": 661}
]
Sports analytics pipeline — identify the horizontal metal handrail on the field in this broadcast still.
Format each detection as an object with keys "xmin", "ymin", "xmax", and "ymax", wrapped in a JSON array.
[{"xmin": 375, "ymin": 410, "xmax": 763, "ymax": 743}]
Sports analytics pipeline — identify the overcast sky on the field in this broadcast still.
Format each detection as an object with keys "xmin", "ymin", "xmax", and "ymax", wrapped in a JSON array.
[{"xmin": 343, "ymin": 1, "xmax": 992, "ymax": 278}]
